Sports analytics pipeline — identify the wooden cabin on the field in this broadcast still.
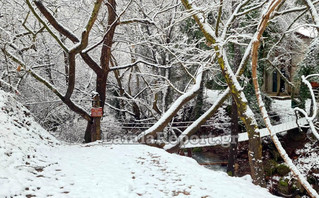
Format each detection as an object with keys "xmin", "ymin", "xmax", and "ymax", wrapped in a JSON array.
[{"xmin": 262, "ymin": 27, "xmax": 318, "ymax": 98}]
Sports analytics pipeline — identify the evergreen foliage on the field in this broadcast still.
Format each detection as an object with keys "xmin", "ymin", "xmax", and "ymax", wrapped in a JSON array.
[{"xmin": 295, "ymin": 38, "xmax": 319, "ymax": 108}]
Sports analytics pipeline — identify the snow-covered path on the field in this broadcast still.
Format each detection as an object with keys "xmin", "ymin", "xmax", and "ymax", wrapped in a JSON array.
[
  {"xmin": 0, "ymin": 90, "xmax": 278, "ymax": 198},
  {"xmin": 20, "ymin": 143, "xmax": 277, "ymax": 198}
]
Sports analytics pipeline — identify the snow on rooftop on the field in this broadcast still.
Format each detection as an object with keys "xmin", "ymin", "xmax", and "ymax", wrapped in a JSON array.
[
  {"xmin": 296, "ymin": 26, "xmax": 318, "ymax": 38},
  {"xmin": 0, "ymin": 90, "xmax": 278, "ymax": 197}
]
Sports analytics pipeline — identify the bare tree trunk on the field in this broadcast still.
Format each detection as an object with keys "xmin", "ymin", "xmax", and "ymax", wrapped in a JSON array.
[
  {"xmin": 84, "ymin": 120, "xmax": 93, "ymax": 143},
  {"xmin": 29, "ymin": 0, "xmax": 112, "ymax": 143},
  {"xmin": 227, "ymin": 25, "xmax": 240, "ymax": 175},
  {"xmin": 227, "ymin": 97, "xmax": 239, "ymax": 176},
  {"xmin": 180, "ymin": 0, "xmax": 266, "ymax": 187},
  {"xmin": 251, "ymin": 0, "xmax": 319, "ymax": 196},
  {"xmin": 191, "ymin": 80, "xmax": 204, "ymax": 121}
]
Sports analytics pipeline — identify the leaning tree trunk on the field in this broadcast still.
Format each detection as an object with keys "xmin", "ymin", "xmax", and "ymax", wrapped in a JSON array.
[
  {"xmin": 135, "ymin": 65, "xmax": 203, "ymax": 145},
  {"xmin": 251, "ymin": 0, "xmax": 319, "ymax": 197},
  {"xmin": 180, "ymin": 0, "xmax": 266, "ymax": 187}
]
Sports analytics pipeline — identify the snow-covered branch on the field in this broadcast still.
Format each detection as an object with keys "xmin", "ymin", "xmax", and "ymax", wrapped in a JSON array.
[
  {"xmin": 25, "ymin": 0, "xmax": 69, "ymax": 52},
  {"xmin": 221, "ymin": 0, "xmax": 251, "ymax": 40},
  {"xmin": 83, "ymin": 0, "xmax": 133, "ymax": 53},
  {"xmin": 294, "ymin": 75, "xmax": 319, "ymax": 140},
  {"xmin": 110, "ymin": 60, "xmax": 171, "ymax": 71},
  {"xmin": 117, "ymin": 18, "xmax": 156, "ymax": 25},
  {"xmin": 250, "ymin": 0, "xmax": 319, "ymax": 196},
  {"xmin": 2, "ymin": 48, "xmax": 92, "ymax": 122},
  {"xmin": 303, "ymin": 0, "xmax": 319, "ymax": 28},
  {"xmin": 33, "ymin": 0, "xmax": 80, "ymax": 43},
  {"xmin": 135, "ymin": 65, "xmax": 204, "ymax": 144},
  {"xmin": 274, "ymin": 0, "xmax": 319, "ymax": 16},
  {"xmin": 236, "ymin": 0, "xmax": 268, "ymax": 17},
  {"xmin": 165, "ymin": 88, "xmax": 230, "ymax": 152}
]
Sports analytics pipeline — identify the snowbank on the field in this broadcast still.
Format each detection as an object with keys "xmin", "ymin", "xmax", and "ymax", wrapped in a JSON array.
[
  {"xmin": 0, "ymin": 90, "xmax": 59, "ymax": 196},
  {"xmin": 0, "ymin": 90, "xmax": 277, "ymax": 197}
]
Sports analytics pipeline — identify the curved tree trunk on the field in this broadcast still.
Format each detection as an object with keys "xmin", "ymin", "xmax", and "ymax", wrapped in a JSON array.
[{"xmin": 251, "ymin": 0, "xmax": 319, "ymax": 197}]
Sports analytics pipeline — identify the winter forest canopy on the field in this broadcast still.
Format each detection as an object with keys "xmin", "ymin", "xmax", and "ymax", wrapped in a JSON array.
[{"xmin": 1, "ymin": 0, "xmax": 319, "ymax": 197}]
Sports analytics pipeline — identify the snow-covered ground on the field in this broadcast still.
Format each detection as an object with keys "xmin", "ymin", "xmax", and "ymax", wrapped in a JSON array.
[
  {"xmin": 0, "ymin": 90, "xmax": 278, "ymax": 197},
  {"xmin": 272, "ymin": 99, "xmax": 311, "ymax": 123},
  {"xmin": 272, "ymin": 99, "xmax": 296, "ymax": 122},
  {"xmin": 295, "ymin": 142, "xmax": 319, "ymax": 178}
]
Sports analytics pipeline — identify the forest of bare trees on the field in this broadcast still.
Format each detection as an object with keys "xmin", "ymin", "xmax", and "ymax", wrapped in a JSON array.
[{"xmin": 1, "ymin": 0, "xmax": 319, "ymax": 197}]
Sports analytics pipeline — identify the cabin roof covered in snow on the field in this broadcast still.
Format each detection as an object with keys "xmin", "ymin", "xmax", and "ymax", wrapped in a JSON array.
[{"xmin": 295, "ymin": 26, "xmax": 318, "ymax": 38}]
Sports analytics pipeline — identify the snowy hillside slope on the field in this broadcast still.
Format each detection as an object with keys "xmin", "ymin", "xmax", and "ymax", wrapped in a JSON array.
[
  {"xmin": 0, "ymin": 90, "xmax": 278, "ymax": 198},
  {"xmin": 0, "ymin": 90, "xmax": 59, "ymax": 196}
]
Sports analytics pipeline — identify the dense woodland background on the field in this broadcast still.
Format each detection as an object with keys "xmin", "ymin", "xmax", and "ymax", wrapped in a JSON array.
[{"xmin": 1, "ymin": 0, "xmax": 319, "ymax": 197}]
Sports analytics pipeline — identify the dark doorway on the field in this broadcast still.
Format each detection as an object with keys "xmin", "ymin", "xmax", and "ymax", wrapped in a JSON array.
[
  {"xmin": 272, "ymin": 70, "xmax": 286, "ymax": 93},
  {"xmin": 272, "ymin": 71, "xmax": 277, "ymax": 92}
]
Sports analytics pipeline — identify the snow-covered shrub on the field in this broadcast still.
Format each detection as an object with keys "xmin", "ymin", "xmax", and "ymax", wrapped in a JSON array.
[{"xmin": 295, "ymin": 37, "xmax": 319, "ymax": 108}]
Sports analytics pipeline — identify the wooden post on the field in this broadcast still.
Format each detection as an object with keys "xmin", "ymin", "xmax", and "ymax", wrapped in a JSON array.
[
  {"xmin": 187, "ymin": 148, "xmax": 192, "ymax": 157},
  {"xmin": 91, "ymin": 93, "xmax": 101, "ymax": 141}
]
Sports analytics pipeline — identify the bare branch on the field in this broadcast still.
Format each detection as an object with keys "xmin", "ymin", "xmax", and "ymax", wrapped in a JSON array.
[
  {"xmin": 84, "ymin": 0, "xmax": 133, "ymax": 53},
  {"xmin": 33, "ymin": 1, "xmax": 80, "ymax": 43},
  {"xmin": 26, "ymin": 0, "xmax": 69, "ymax": 52},
  {"xmin": 110, "ymin": 60, "xmax": 171, "ymax": 71},
  {"xmin": 117, "ymin": 18, "xmax": 156, "ymax": 25},
  {"xmin": 215, "ymin": 0, "xmax": 223, "ymax": 37},
  {"xmin": 2, "ymin": 48, "xmax": 91, "ymax": 122},
  {"xmin": 303, "ymin": 0, "xmax": 319, "ymax": 30}
]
